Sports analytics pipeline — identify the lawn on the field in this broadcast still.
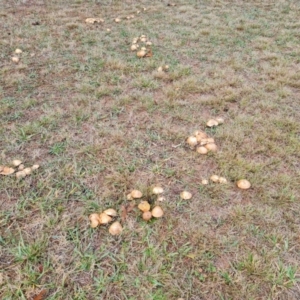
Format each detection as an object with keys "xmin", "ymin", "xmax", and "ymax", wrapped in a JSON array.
[{"xmin": 1, "ymin": 0, "xmax": 300, "ymax": 299}]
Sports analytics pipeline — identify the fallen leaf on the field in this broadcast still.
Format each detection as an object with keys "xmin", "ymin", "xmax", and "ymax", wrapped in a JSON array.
[
  {"xmin": 33, "ymin": 289, "xmax": 47, "ymax": 300},
  {"xmin": 0, "ymin": 167, "xmax": 15, "ymax": 175},
  {"xmin": 145, "ymin": 48, "xmax": 153, "ymax": 57}
]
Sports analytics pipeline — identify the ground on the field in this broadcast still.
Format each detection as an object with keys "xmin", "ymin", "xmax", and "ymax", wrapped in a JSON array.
[{"xmin": 1, "ymin": 0, "xmax": 300, "ymax": 299}]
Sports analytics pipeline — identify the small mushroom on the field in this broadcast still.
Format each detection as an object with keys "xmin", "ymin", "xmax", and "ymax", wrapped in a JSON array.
[
  {"xmin": 15, "ymin": 49, "xmax": 22, "ymax": 54},
  {"xmin": 127, "ymin": 193, "xmax": 134, "ymax": 200},
  {"xmin": 131, "ymin": 190, "xmax": 143, "ymax": 199},
  {"xmin": 103, "ymin": 208, "xmax": 118, "ymax": 217},
  {"xmin": 138, "ymin": 201, "xmax": 151, "ymax": 212},
  {"xmin": 89, "ymin": 213, "xmax": 100, "ymax": 228},
  {"xmin": 98, "ymin": 213, "xmax": 112, "ymax": 224},
  {"xmin": 157, "ymin": 196, "xmax": 166, "ymax": 202},
  {"xmin": 11, "ymin": 56, "xmax": 19, "ymax": 63},
  {"xmin": 18, "ymin": 164, "xmax": 25, "ymax": 171},
  {"xmin": 109, "ymin": 221, "xmax": 123, "ymax": 235},
  {"xmin": 218, "ymin": 177, "xmax": 227, "ymax": 184},
  {"xmin": 216, "ymin": 117, "xmax": 224, "ymax": 124},
  {"xmin": 205, "ymin": 143, "xmax": 218, "ymax": 152},
  {"xmin": 194, "ymin": 131, "xmax": 208, "ymax": 142},
  {"xmin": 180, "ymin": 191, "xmax": 192, "ymax": 200},
  {"xmin": 12, "ymin": 160, "xmax": 22, "ymax": 167},
  {"xmin": 0, "ymin": 167, "xmax": 15, "ymax": 175},
  {"xmin": 114, "ymin": 18, "xmax": 121, "ymax": 23},
  {"xmin": 152, "ymin": 206, "xmax": 164, "ymax": 218},
  {"xmin": 131, "ymin": 44, "xmax": 138, "ymax": 51},
  {"xmin": 152, "ymin": 186, "xmax": 164, "ymax": 194},
  {"xmin": 206, "ymin": 119, "xmax": 219, "ymax": 127},
  {"xmin": 146, "ymin": 41, "xmax": 152, "ymax": 46},
  {"xmin": 196, "ymin": 146, "xmax": 208, "ymax": 154},
  {"xmin": 31, "ymin": 164, "xmax": 40, "ymax": 170},
  {"xmin": 237, "ymin": 179, "xmax": 251, "ymax": 190},
  {"xmin": 201, "ymin": 179, "xmax": 209, "ymax": 185},
  {"xmin": 140, "ymin": 37, "xmax": 147, "ymax": 42},
  {"xmin": 137, "ymin": 50, "xmax": 146, "ymax": 58},
  {"xmin": 210, "ymin": 175, "xmax": 219, "ymax": 183},
  {"xmin": 142, "ymin": 211, "xmax": 152, "ymax": 221},
  {"xmin": 23, "ymin": 167, "xmax": 32, "ymax": 175},
  {"xmin": 187, "ymin": 136, "xmax": 198, "ymax": 147},
  {"xmin": 16, "ymin": 170, "xmax": 27, "ymax": 179},
  {"xmin": 157, "ymin": 66, "xmax": 163, "ymax": 72}
]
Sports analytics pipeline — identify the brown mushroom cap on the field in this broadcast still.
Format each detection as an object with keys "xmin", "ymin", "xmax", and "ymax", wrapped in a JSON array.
[
  {"xmin": 142, "ymin": 211, "xmax": 152, "ymax": 221},
  {"xmin": 109, "ymin": 221, "xmax": 123, "ymax": 235},
  {"xmin": 103, "ymin": 208, "xmax": 118, "ymax": 217},
  {"xmin": 180, "ymin": 191, "xmax": 192, "ymax": 200},
  {"xmin": 210, "ymin": 175, "xmax": 219, "ymax": 183},
  {"xmin": 218, "ymin": 177, "xmax": 227, "ymax": 184},
  {"xmin": 196, "ymin": 146, "xmax": 208, "ymax": 154},
  {"xmin": 206, "ymin": 119, "xmax": 219, "ymax": 127},
  {"xmin": 0, "ymin": 167, "xmax": 15, "ymax": 175},
  {"xmin": 237, "ymin": 179, "xmax": 251, "ymax": 190},
  {"xmin": 138, "ymin": 201, "xmax": 151, "ymax": 212},
  {"xmin": 152, "ymin": 206, "xmax": 164, "ymax": 218},
  {"xmin": 187, "ymin": 136, "xmax": 198, "ymax": 147},
  {"xmin": 131, "ymin": 190, "xmax": 143, "ymax": 199},
  {"xmin": 89, "ymin": 213, "xmax": 100, "ymax": 228},
  {"xmin": 205, "ymin": 143, "xmax": 218, "ymax": 152},
  {"xmin": 12, "ymin": 160, "xmax": 22, "ymax": 167},
  {"xmin": 98, "ymin": 213, "xmax": 113, "ymax": 224}
]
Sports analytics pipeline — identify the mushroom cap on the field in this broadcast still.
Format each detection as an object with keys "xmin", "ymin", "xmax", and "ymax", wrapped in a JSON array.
[
  {"xmin": 194, "ymin": 131, "xmax": 208, "ymax": 142},
  {"xmin": 206, "ymin": 119, "xmax": 219, "ymax": 127},
  {"xmin": 142, "ymin": 211, "xmax": 152, "ymax": 221},
  {"xmin": 12, "ymin": 160, "xmax": 22, "ymax": 167},
  {"xmin": 210, "ymin": 175, "xmax": 219, "ymax": 183},
  {"xmin": 89, "ymin": 213, "xmax": 100, "ymax": 228},
  {"xmin": 196, "ymin": 146, "xmax": 208, "ymax": 154},
  {"xmin": 218, "ymin": 177, "xmax": 227, "ymax": 184},
  {"xmin": 187, "ymin": 136, "xmax": 198, "ymax": 147},
  {"xmin": 98, "ymin": 213, "xmax": 113, "ymax": 224},
  {"xmin": 32, "ymin": 164, "xmax": 40, "ymax": 170},
  {"xmin": 15, "ymin": 49, "xmax": 22, "ymax": 54},
  {"xmin": 131, "ymin": 44, "xmax": 138, "ymax": 51},
  {"xmin": 157, "ymin": 196, "xmax": 166, "ymax": 202},
  {"xmin": 11, "ymin": 56, "xmax": 20, "ymax": 63},
  {"xmin": 138, "ymin": 201, "xmax": 151, "ymax": 212},
  {"xmin": 103, "ymin": 208, "xmax": 118, "ymax": 217},
  {"xmin": 137, "ymin": 50, "xmax": 146, "ymax": 57},
  {"xmin": 131, "ymin": 190, "xmax": 143, "ymax": 199},
  {"xmin": 0, "ymin": 167, "xmax": 15, "ymax": 175},
  {"xmin": 114, "ymin": 18, "xmax": 121, "ymax": 23},
  {"xmin": 18, "ymin": 164, "xmax": 25, "ymax": 170},
  {"xmin": 152, "ymin": 186, "xmax": 164, "ymax": 194},
  {"xmin": 109, "ymin": 221, "xmax": 123, "ymax": 235},
  {"xmin": 127, "ymin": 193, "xmax": 134, "ymax": 200},
  {"xmin": 201, "ymin": 179, "xmax": 209, "ymax": 185},
  {"xmin": 23, "ymin": 167, "xmax": 32, "ymax": 175},
  {"xmin": 180, "ymin": 191, "xmax": 192, "ymax": 200},
  {"xmin": 16, "ymin": 170, "xmax": 27, "ymax": 179},
  {"xmin": 152, "ymin": 206, "xmax": 164, "ymax": 218},
  {"xmin": 216, "ymin": 117, "xmax": 224, "ymax": 124},
  {"xmin": 157, "ymin": 66, "xmax": 163, "ymax": 72},
  {"xmin": 237, "ymin": 179, "xmax": 251, "ymax": 190},
  {"xmin": 205, "ymin": 143, "xmax": 218, "ymax": 152}
]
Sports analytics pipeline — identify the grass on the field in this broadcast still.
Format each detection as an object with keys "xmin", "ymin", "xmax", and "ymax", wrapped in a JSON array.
[{"xmin": 1, "ymin": 0, "xmax": 300, "ymax": 299}]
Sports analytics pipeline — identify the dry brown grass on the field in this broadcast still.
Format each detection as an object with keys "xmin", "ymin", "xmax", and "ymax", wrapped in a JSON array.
[{"xmin": 1, "ymin": 0, "xmax": 300, "ymax": 299}]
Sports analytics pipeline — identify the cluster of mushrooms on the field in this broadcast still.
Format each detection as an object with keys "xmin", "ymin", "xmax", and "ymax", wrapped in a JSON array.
[
  {"xmin": 89, "ymin": 209, "xmax": 123, "ymax": 235},
  {"xmin": 11, "ymin": 48, "xmax": 22, "ymax": 63},
  {"xmin": 127, "ymin": 187, "xmax": 164, "ymax": 221},
  {"xmin": 0, "ymin": 159, "xmax": 39, "ymax": 179},
  {"xmin": 186, "ymin": 118, "xmax": 224, "ymax": 153},
  {"xmin": 130, "ymin": 35, "xmax": 153, "ymax": 58}
]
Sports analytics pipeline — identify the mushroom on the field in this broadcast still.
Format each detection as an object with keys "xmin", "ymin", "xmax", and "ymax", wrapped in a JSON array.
[
  {"xmin": 138, "ymin": 201, "xmax": 151, "ymax": 212},
  {"xmin": 98, "ymin": 213, "xmax": 112, "ymax": 224},
  {"xmin": 206, "ymin": 119, "xmax": 219, "ymax": 127},
  {"xmin": 15, "ymin": 49, "xmax": 22, "ymax": 54},
  {"xmin": 194, "ymin": 131, "xmax": 208, "ymax": 142},
  {"xmin": 131, "ymin": 44, "xmax": 138, "ymax": 51},
  {"xmin": 180, "ymin": 191, "xmax": 192, "ymax": 200},
  {"xmin": 23, "ymin": 167, "xmax": 32, "ymax": 175},
  {"xmin": 237, "ymin": 179, "xmax": 251, "ymax": 190},
  {"xmin": 146, "ymin": 41, "xmax": 152, "ymax": 46},
  {"xmin": 114, "ymin": 18, "xmax": 121, "ymax": 23},
  {"xmin": 205, "ymin": 143, "xmax": 218, "ymax": 152},
  {"xmin": 16, "ymin": 170, "xmax": 27, "ymax": 179},
  {"xmin": 151, "ymin": 206, "xmax": 164, "ymax": 218},
  {"xmin": 142, "ymin": 211, "xmax": 152, "ymax": 221},
  {"xmin": 218, "ymin": 177, "xmax": 227, "ymax": 184},
  {"xmin": 103, "ymin": 208, "xmax": 118, "ymax": 217},
  {"xmin": 0, "ymin": 167, "xmax": 15, "ymax": 175},
  {"xmin": 201, "ymin": 179, "xmax": 209, "ymax": 185},
  {"xmin": 109, "ymin": 221, "xmax": 123, "ymax": 235},
  {"xmin": 187, "ymin": 136, "xmax": 198, "ymax": 147},
  {"xmin": 157, "ymin": 66, "xmax": 163, "ymax": 72},
  {"xmin": 32, "ymin": 164, "xmax": 40, "ymax": 170},
  {"xmin": 137, "ymin": 50, "xmax": 146, "ymax": 58},
  {"xmin": 127, "ymin": 193, "xmax": 134, "ymax": 200},
  {"xmin": 152, "ymin": 186, "xmax": 164, "ymax": 194},
  {"xmin": 12, "ymin": 160, "xmax": 22, "ymax": 167},
  {"xmin": 196, "ymin": 146, "xmax": 208, "ymax": 154},
  {"xmin": 216, "ymin": 117, "xmax": 224, "ymax": 124},
  {"xmin": 210, "ymin": 175, "xmax": 219, "ymax": 183},
  {"xmin": 131, "ymin": 190, "xmax": 143, "ymax": 199},
  {"xmin": 11, "ymin": 56, "xmax": 19, "ymax": 63},
  {"xmin": 157, "ymin": 196, "xmax": 166, "ymax": 202},
  {"xmin": 89, "ymin": 213, "xmax": 100, "ymax": 228}
]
